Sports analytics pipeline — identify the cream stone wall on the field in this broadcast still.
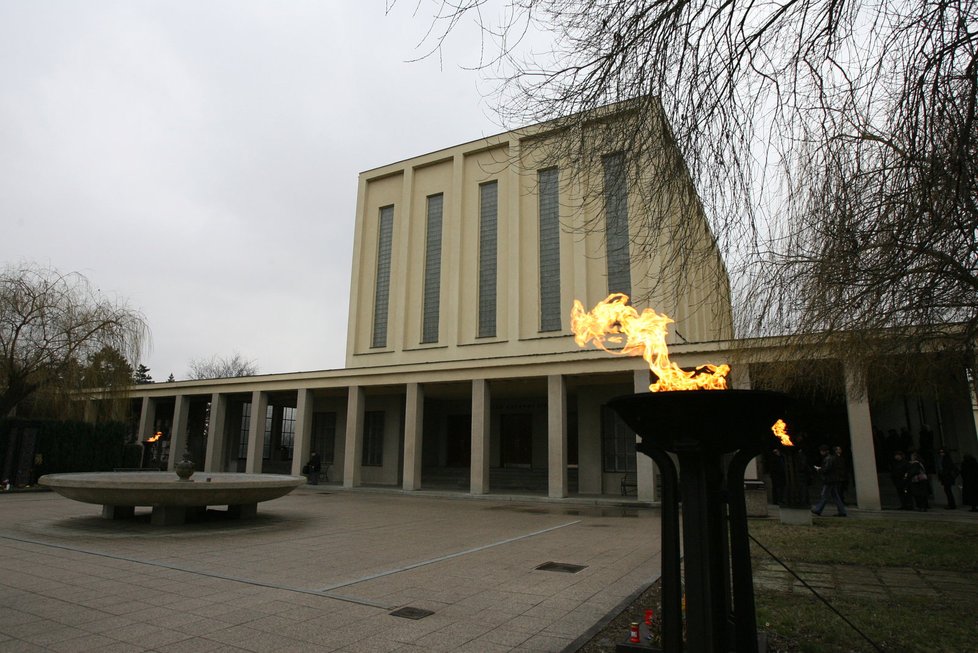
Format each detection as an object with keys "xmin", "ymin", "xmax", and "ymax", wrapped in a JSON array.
[{"xmin": 346, "ymin": 114, "xmax": 733, "ymax": 368}]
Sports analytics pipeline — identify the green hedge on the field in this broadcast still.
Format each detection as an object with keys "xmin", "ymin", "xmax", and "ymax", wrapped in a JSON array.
[{"xmin": 0, "ymin": 418, "xmax": 131, "ymax": 474}]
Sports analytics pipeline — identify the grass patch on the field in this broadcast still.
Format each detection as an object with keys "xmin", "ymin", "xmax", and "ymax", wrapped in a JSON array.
[
  {"xmin": 581, "ymin": 517, "xmax": 978, "ymax": 652},
  {"xmin": 757, "ymin": 592, "xmax": 975, "ymax": 652},
  {"xmin": 749, "ymin": 517, "xmax": 978, "ymax": 651},
  {"xmin": 748, "ymin": 518, "xmax": 978, "ymax": 569}
]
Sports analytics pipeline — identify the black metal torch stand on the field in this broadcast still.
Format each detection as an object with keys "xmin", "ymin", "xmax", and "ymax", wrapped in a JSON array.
[{"xmin": 609, "ymin": 390, "xmax": 789, "ymax": 653}]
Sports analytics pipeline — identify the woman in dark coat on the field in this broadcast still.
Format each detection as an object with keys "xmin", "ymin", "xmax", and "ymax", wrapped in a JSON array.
[{"xmin": 960, "ymin": 454, "xmax": 978, "ymax": 512}]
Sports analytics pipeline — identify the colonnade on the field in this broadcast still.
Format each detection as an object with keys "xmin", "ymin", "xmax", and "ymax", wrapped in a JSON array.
[{"xmin": 122, "ymin": 359, "xmax": 978, "ymax": 510}]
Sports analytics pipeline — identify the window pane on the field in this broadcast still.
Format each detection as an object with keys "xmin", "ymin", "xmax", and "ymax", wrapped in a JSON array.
[
  {"xmin": 362, "ymin": 411, "xmax": 385, "ymax": 467},
  {"xmin": 538, "ymin": 168, "xmax": 561, "ymax": 331},
  {"xmin": 478, "ymin": 181, "xmax": 498, "ymax": 338},
  {"xmin": 280, "ymin": 407, "xmax": 296, "ymax": 457},
  {"xmin": 422, "ymin": 194, "xmax": 443, "ymax": 343},
  {"xmin": 602, "ymin": 406, "xmax": 636, "ymax": 473},
  {"xmin": 603, "ymin": 153, "xmax": 631, "ymax": 296},
  {"xmin": 238, "ymin": 402, "xmax": 251, "ymax": 459},
  {"xmin": 311, "ymin": 412, "xmax": 336, "ymax": 464},
  {"xmin": 372, "ymin": 205, "xmax": 395, "ymax": 348}
]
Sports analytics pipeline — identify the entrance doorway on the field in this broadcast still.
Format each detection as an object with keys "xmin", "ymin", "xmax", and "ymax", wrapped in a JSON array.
[{"xmin": 445, "ymin": 414, "xmax": 471, "ymax": 467}]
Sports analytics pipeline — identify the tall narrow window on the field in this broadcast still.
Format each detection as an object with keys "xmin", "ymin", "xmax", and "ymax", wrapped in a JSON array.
[
  {"xmin": 602, "ymin": 406, "xmax": 637, "ymax": 473},
  {"xmin": 538, "ymin": 168, "xmax": 561, "ymax": 331},
  {"xmin": 478, "ymin": 181, "xmax": 498, "ymax": 338},
  {"xmin": 280, "ymin": 406, "xmax": 296, "ymax": 457},
  {"xmin": 311, "ymin": 412, "xmax": 337, "ymax": 463},
  {"xmin": 372, "ymin": 205, "xmax": 395, "ymax": 348},
  {"xmin": 239, "ymin": 403, "xmax": 274, "ymax": 460},
  {"xmin": 422, "ymin": 194, "xmax": 443, "ymax": 343},
  {"xmin": 238, "ymin": 402, "xmax": 252, "ymax": 459},
  {"xmin": 603, "ymin": 153, "xmax": 632, "ymax": 296},
  {"xmin": 362, "ymin": 411, "xmax": 385, "ymax": 467}
]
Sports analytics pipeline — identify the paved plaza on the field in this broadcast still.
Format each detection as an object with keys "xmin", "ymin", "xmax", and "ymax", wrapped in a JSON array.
[{"xmin": 0, "ymin": 488, "xmax": 662, "ymax": 652}]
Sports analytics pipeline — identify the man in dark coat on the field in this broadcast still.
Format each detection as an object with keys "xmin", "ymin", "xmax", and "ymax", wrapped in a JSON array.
[
  {"xmin": 890, "ymin": 451, "xmax": 913, "ymax": 510},
  {"xmin": 959, "ymin": 454, "xmax": 978, "ymax": 512},
  {"xmin": 811, "ymin": 444, "xmax": 847, "ymax": 516},
  {"xmin": 936, "ymin": 448, "xmax": 958, "ymax": 509}
]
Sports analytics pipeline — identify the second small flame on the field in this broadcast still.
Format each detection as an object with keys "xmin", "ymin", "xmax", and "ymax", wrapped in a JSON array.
[{"xmin": 772, "ymin": 419, "xmax": 794, "ymax": 447}]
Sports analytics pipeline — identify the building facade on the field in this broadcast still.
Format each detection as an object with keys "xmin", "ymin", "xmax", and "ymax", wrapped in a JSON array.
[{"xmin": 115, "ymin": 112, "xmax": 978, "ymax": 509}]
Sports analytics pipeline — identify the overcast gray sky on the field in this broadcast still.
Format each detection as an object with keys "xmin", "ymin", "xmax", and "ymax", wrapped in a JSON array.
[{"xmin": 0, "ymin": 1, "xmax": 511, "ymax": 380}]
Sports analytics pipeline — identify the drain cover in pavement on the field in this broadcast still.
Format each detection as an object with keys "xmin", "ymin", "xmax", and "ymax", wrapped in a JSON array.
[
  {"xmin": 536, "ymin": 561, "xmax": 587, "ymax": 573},
  {"xmin": 389, "ymin": 607, "xmax": 434, "ymax": 620}
]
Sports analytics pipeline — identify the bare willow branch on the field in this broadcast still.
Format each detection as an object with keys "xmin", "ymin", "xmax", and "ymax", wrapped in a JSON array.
[
  {"xmin": 393, "ymin": 0, "xmax": 978, "ymax": 391},
  {"xmin": 0, "ymin": 264, "xmax": 148, "ymax": 419}
]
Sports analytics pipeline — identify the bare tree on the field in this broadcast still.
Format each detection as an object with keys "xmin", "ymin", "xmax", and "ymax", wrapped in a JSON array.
[
  {"xmin": 186, "ymin": 353, "xmax": 258, "ymax": 380},
  {"xmin": 394, "ymin": 0, "xmax": 978, "ymax": 385},
  {"xmin": 0, "ymin": 264, "xmax": 148, "ymax": 418}
]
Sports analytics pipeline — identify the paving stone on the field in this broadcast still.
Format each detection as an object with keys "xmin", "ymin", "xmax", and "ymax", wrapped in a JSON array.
[{"xmin": 3, "ymin": 490, "xmax": 975, "ymax": 653}]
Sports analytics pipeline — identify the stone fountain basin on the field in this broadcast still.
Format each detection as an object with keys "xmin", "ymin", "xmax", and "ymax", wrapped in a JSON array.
[
  {"xmin": 40, "ymin": 472, "xmax": 305, "ymax": 507},
  {"xmin": 39, "ymin": 472, "xmax": 306, "ymax": 525}
]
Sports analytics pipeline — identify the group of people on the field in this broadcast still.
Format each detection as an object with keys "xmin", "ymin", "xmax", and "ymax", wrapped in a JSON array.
[
  {"xmin": 889, "ymin": 447, "xmax": 978, "ymax": 512},
  {"xmin": 764, "ymin": 441, "xmax": 852, "ymax": 516},
  {"xmin": 766, "ymin": 434, "xmax": 978, "ymax": 515}
]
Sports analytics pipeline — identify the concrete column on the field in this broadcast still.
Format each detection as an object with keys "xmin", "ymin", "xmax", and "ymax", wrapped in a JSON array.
[
  {"xmin": 444, "ymin": 156, "xmax": 463, "ymax": 344},
  {"xmin": 576, "ymin": 391, "xmax": 604, "ymax": 495},
  {"xmin": 390, "ymin": 170, "xmax": 413, "ymax": 351},
  {"xmin": 343, "ymin": 386, "xmax": 365, "ymax": 488},
  {"xmin": 137, "ymin": 397, "xmax": 157, "ymax": 441},
  {"xmin": 634, "ymin": 369, "xmax": 657, "ymax": 502},
  {"xmin": 506, "ymin": 139, "xmax": 521, "ymax": 340},
  {"xmin": 471, "ymin": 379, "xmax": 491, "ymax": 494},
  {"xmin": 204, "ymin": 393, "xmax": 227, "ymax": 472},
  {"xmin": 293, "ymin": 389, "xmax": 314, "ymax": 476},
  {"xmin": 167, "ymin": 395, "xmax": 191, "ymax": 472},
  {"xmin": 403, "ymin": 383, "xmax": 424, "ymax": 491},
  {"xmin": 245, "ymin": 391, "xmax": 268, "ymax": 474},
  {"xmin": 270, "ymin": 405, "xmax": 284, "ymax": 456},
  {"xmin": 845, "ymin": 364, "xmax": 882, "ymax": 511},
  {"xmin": 548, "ymin": 375, "xmax": 568, "ymax": 498}
]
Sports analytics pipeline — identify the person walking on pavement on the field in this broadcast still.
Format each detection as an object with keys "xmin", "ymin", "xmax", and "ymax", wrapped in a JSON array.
[
  {"xmin": 834, "ymin": 445, "xmax": 850, "ymax": 504},
  {"xmin": 812, "ymin": 444, "xmax": 847, "ymax": 516}
]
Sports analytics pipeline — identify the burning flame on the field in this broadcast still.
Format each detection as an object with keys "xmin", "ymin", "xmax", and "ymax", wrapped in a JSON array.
[
  {"xmin": 146, "ymin": 431, "xmax": 163, "ymax": 443},
  {"xmin": 771, "ymin": 419, "xmax": 794, "ymax": 446},
  {"xmin": 570, "ymin": 293, "xmax": 730, "ymax": 392}
]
